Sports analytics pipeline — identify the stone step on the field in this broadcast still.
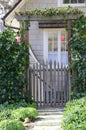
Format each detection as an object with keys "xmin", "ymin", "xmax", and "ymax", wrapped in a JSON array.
[
  {"xmin": 34, "ymin": 115, "xmax": 63, "ymax": 126},
  {"xmin": 29, "ymin": 108, "xmax": 64, "ymax": 130},
  {"xmin": 37, "ymin": 107, "xmax": 64, "ymax": 112},
  {"xmin": 35, "ymin": 121, "xmax": 62, "ymax": 126},
  {"xmin": 38, "ymin": 111, "xmax": 63, "ymax": 115},
  {"xmin": 38, "ymin": 115, "xmax": 63, "ymax": 120},
  {"xmin": 37, "ymin": 108, "xmax": 64, "ymax": 115},
  {"xmin": 31, "ymin": 126, "xmax": 63, "ymax": 130}
]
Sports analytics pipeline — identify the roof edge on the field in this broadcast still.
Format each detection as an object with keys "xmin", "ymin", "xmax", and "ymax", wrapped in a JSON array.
[{"xmin": 3, "ymin": 0, "xmax": 23, "ymax": 20}]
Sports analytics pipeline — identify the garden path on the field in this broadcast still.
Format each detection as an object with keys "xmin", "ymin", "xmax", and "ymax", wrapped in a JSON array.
[{"xmin": 28, "ymin": 108, "xmax": 64, "ymax": 130}]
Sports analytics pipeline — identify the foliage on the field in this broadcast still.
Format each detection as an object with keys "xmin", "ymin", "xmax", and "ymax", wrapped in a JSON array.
[
  {"xmin": 0, "ymin": 120, "xmax": 25, "ymax": 130},
  {"xmin": 70, "ymin": 16, "xmax": 86, "ymax": 98},
  {"xmin": 0, "ymin": 101, "xmax": 37, "ymax": 121},
  {"xmin": 11, "ymin": 107, "xmax": 38, "ymax": 122},
  {"xmin": 0, "ymin": 101, "xmax": 38, "ymax": 122},
  {"xmin": 16, "ymin": 6, "xmax": 83, "ymax": 17},
  {"xmin": 62, "ymin": 97, "xmax": 86, "ymax": 130},
  {"xmin": 0, "ymin": 28, "xmax": 29, "ymax": 103}
]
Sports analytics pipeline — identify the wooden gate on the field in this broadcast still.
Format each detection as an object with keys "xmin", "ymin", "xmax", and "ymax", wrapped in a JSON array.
[{"xmin": 29, "ymin": 61, "xmax": 70, "ymax": 108}]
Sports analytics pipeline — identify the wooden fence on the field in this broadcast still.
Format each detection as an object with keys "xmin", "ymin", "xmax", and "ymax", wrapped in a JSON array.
[{"xmin": 29, "ymin": 61, "xmax": 70, "ymax": 108}]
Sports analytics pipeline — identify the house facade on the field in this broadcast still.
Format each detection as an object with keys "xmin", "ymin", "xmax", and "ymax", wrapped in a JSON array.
[
  {"xmin": 4, "ymin": 0, "xmax": 86, "ymax": 64},
  {"xmin": 3, "ymin": 0, "xmax": 86, "ymax": 107}
]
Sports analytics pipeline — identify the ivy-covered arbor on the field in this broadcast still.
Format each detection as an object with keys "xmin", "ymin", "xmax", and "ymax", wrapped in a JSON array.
[
  {"xmin": 15, "ymin": 6, "xmax": 86, "ymax": 99},
  {"xmin": 15, "ymin": 6, "xmax": 83, "ymax": 63}
]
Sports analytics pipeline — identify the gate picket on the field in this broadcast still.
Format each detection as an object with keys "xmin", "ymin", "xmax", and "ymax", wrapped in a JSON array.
[{"xmin": 29, "ymin": 61, "xmax": 70, "ymax": 108}]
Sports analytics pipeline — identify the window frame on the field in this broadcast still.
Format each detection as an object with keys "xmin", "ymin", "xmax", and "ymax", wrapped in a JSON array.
[{"xmin": 59, "ymin": 0, "xmax": 85, "ymax": 7}]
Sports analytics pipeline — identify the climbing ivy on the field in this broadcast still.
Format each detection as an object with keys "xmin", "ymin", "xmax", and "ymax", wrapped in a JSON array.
[
  {"xmin": 16, "ymin": 6, "xmax": 83, "ymax": 17},
  {"xmin": 70, "ymin": 16, "xmax": 86, "ymax": 98},
  {"xmin": 0, "ymin": 28, "xmax": 29, "ymax": 103},
  {"xmin": 16, "ymin": 6, "xmax": 86, "ymax": 99}
]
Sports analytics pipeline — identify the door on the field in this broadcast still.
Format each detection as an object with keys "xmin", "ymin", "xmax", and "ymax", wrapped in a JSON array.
[{"xmin": 44, "ymin": 28, "xmax": 68, "ymax": 65}]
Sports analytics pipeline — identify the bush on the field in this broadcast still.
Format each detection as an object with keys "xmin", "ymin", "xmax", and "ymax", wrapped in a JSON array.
[
  {"xmin": 0, "ymin": 102, "xmax": 38, "ymax": 122},
  {"xmin": 0, "ymin": 104, "xmax": 12, "ymax": 121},
  {"xmin": 0, "ymin": 120, "xmax": 25, "ymax": 130},
  {"xmin": 11, "ymin": 107, "xmax": 38, "ymax": 122},
  {"xmin": 0, "ymin": 28, "xmax": 29, "ymax": 103},
  {"xmin": 62, "ymin": 97, "xmax": 86, "ymax": 130}
]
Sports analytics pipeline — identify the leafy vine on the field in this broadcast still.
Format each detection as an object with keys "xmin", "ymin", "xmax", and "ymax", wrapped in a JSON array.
[{"xmin": 16, "ymin": 6, "xmax": 84, "ymax": 17}]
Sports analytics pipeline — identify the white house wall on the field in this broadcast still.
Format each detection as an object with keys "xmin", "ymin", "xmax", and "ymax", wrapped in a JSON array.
[
  {"xmin": 29, "ymin": 21, "xmax": 43, "ymax": 63},
  {"xmin": 25, "ymin": 0, "xmax": 86, "ymax": 63},
  {"xmin": 26, "ymin": 0, "xmax": 58, "ymax": 9}
]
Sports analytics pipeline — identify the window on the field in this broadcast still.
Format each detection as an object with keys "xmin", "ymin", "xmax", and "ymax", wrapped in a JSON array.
[
  {"xmin": 63, "ymin": 0, "xmax": 84, "ymax": 3},
  {"xmin": 43, "ymin": 29, "xmax": 68, "ymax": 65}
]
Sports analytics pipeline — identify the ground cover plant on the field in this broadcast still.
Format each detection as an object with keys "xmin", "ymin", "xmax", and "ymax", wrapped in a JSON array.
[
  {"xmin": 62, "ymin": 97, "xmax": 86, "ymax": 130},
  {"xmin": 0, "ymin": 101, "xmax": 38, "ymax": 130},
  {"xmin": 0, "ymin": 120, "xmax": 25, "ymax": 130}
]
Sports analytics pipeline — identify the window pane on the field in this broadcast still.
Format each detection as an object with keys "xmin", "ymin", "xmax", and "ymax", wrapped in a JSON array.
[
  {"xmin": 48, "ymin": 33, "xmax": 58, "ymax": 52},
  {"xmin": 48, "ymin": 38, "xmax": 52, "ymax": 51},
  {"xmin": 61, "ymin": 31, "xmax": 68, "ymax": 51},
  {"xmin": 54, "ymin": 36, "xmax": 58, "ymax": 51},
  {"xmin": 61, "ymin": 30, "xmax": 68, "ymax": 65},
  {"xmin": 63, "ymin": 0, "xmax": 70, "ymax": 3},
  {"xmin": 71, "ymin": 0, "xmax": 77, "ymax": 3},
  {"xmin": 78, "ymin": 0, "xmax": 84, "ymax": 3},
  {"xmin": 48, "ymin": 32, "xmax": 58, "ymax": 63}
]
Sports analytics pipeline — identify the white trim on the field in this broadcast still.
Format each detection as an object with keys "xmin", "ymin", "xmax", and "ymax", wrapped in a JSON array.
[
  {"xmin": 29, "ymin": 48, "xmax": 39, "ymax": 63},
  {"xmin": 43, "ymin": 30, "xmax": 48, "ymax": 62},
  {"xmin": 58, "ymin": 30, "xmax": 61, "ymax": 65},
  {"xmin": 57, "ymin": 0, "xmax": 62, "ymax": 7},
  {"xmin": 5, "ymin": 0, "xmax": 25, "ymax": 23}
]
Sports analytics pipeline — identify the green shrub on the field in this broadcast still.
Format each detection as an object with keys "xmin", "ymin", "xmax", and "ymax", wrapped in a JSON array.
[
  {"xmin": 11, "ymin": 107, "xmax": 38, "ymax": 122},
  {"xmin": 0, "ymin": 120, "xmax": 25, "ymax": 130},
  {"xmin": 62, "ymin": 97, "xmax": 86, "ymax": 130},
  {"xmin": 0, "ymin": 28, "xmax": 29, "ymax": 103},
  {"xmin": 0, "ymin": 102, "xmax": 38, "ymax": 122},
  {"xmin": 0, "ymin": 104, "xmax": 12, "ymax": 121}
]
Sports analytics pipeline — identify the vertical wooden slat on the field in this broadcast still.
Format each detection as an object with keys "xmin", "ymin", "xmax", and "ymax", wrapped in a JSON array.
[
  {"xmin": 33, "ymin": 64, "xmax": 35, "ymax": 100},
  {"xmin": 54, "ymin": 60, "xmax": 56, "ymax": 105},
  {"xmin": 50, "ymin": 60, "xmax": 53, "ymax": 105},
  {"xmin": 60, "ymin": 64, "xmax": 63, "ymax": 106},
  {"xmin": 29, "ymin": 68, "xmax": 32, "ymax": 96},
  {"xmin": 64, "ymin": 66, "xmax": 67, "ymax": 104},
  {"xmin": 57, "ymin": 63, "xmax": 60, "ymax": 106},
  {"xmin": 43, "ymin": 61, "xmax": 45, "ymax": 106},
  {"xmin": 66, "ymin": 68, "xmax": 70, "ymax": 101},
  {"xmin": 46, "ymin": 61, "xmax": 49, "ymax": 106},
  {"xmin": 39, "ymin": 63, "xmax": 42, "ymax": 107},
  {"xmin": 68, "ymin": 71, "xmax": 71, "ymax": 101},
  {"xmin": 36, "ymin": 63, "xmax": 38, "ymax": 107},
  {"xmin": 61, "ymin": 64, "xmax": 63, "ymax": 106},
  {"xmin": 63, "ymin": 65, "xmax": 66, "ymax": 105}
]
